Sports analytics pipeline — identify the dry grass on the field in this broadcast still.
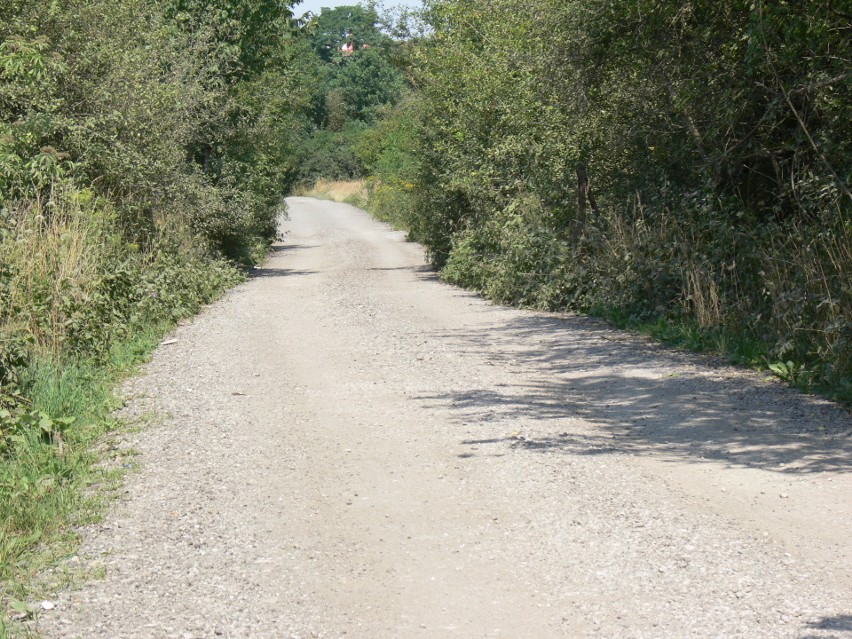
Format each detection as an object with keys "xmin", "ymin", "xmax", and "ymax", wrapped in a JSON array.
[
  {"xmin": 294, "ymin": 180, "xmax": 368, "ymax": 207},
  {"xmin": 2, "ymin": 187, "xmax": 113, "ymax": 357}
]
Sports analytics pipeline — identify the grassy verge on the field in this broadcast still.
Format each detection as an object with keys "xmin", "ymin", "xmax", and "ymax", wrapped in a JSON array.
[
  {"xmin": 293, "ymin": 179, "xmax": 369, "ymax": 208},
  {"xmin": 0, "ymin": 186, "xmax": 251, "ymax": 634},
  {"xmin": 589, "ymin": 307, "xmax": 851, "ymax": 406},
  {"xmin": 0, "ymin": 299, "xmax": 241, "ymax": 636}
]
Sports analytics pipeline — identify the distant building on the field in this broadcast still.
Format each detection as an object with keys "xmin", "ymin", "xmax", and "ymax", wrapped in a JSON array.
[{"xmin": 340, "ymin": 41, "xmax": 370, "ymax": 57}]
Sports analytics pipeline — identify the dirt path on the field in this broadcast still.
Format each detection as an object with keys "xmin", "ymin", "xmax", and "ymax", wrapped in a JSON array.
[{"xmin": 38, "ymin": 197, "xmax": 851, "ymax": 638}]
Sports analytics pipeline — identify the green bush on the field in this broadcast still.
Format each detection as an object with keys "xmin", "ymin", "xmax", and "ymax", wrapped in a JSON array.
[
  {"xmin": 404, "ymin": 0, "xmax": 850, "ymax": 396},
  {"xmin": 0, "ymin": 0, "xmax": 304, "ymax": 597}
]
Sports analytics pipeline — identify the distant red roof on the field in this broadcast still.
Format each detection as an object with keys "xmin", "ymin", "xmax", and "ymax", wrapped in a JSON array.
[{"xmin": 340, "ymin": 42, "xmax": 370, "ymax": 57}]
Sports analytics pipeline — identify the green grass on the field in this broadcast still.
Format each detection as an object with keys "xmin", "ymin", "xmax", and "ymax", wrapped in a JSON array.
[
  {"xmin": 0, "ymin": 320, "xmax": 176, "ymax": 631},
  {"xmin": 0, "ymin": 616, "xmax": 39, "ymax": 639},
  {"xmin": 587, "ymin": 304, "xmax": 851, "ymax": 405}
]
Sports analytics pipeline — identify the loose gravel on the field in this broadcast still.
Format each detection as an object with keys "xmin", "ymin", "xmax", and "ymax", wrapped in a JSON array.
[{"xmin": 36, "ymin": 197, "xmax": 851, "ymax": 638}]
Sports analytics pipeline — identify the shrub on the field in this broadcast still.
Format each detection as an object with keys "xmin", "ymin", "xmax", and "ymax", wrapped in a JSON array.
[{"xmin": 406, "ymin": 0, "xmax": 850, "ymax": 395}]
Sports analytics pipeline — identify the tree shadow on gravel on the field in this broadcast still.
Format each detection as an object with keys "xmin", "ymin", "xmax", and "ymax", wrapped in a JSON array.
[
  {"xmin": 250, "ymin": 244, "xmax": 318, "ymax": 278},
  {"xmin": 417, "ymin": 314, "xmax": 851, "ymax": 474},
  {"xmin": 799, "ymin": 614, "xmax": 852, "ymax": 638},
  {"xmin": 368, "ymin": 264, "xmax": 441, "ymax": 282},
  {"xmin": 249, "ymin": 267, "xmax": 317, "ymax": 278},
  {"xmin": 268, "ymin": 243, "xmax": 316, "ymax": 255}
]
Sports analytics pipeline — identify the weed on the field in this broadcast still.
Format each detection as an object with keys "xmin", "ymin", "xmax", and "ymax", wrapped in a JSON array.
[
  {"xmin": 296, "ymin": 180, "xmax": 369, "ymax": 206},
  {"xmin": 0, "ymin": 281, "xmax": 238, "ymax": 620}
]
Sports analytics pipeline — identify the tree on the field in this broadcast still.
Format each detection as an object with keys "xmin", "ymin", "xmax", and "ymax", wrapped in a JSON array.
[
  {"xmin": 290, "ymin": 3, "xmax": 407, "ymax": 183},
  {"xmin": 331, "ymin": 46, "xmax": 404, "ymax": 122},
  {"xmin": 305, "ymin": 4, "xmax": 385, "ymax": 62},
  {"xmin": 397, "ymin": 0, "xmax": 850, "ymax": 393},
  {"xmin": 164, "ymin": 0, "xmax": 298, "ymax": 77}
]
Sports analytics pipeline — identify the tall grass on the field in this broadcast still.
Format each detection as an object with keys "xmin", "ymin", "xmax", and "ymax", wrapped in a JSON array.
[
  {"xmin": 0, "ymin": 185, "xmax": 243, "ymax": 618},
  {"xmin": 295, "ymin": 179, "xmax": 369, "ymax": 208},
  {"xmin": 2, "ymin": 187, "xmax": 113, "ymax": 358}
]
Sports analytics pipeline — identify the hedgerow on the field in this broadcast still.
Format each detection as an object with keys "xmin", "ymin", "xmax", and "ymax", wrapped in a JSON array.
[
  {"xmin": 369, "ymin": 0, "xmax": 850, "ymax": 400},
  {"xmin": 0, "ymin": 0, "xmax": 308, "ymax": 602}
]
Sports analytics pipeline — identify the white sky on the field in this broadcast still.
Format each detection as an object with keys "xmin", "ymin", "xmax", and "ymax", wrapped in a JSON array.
[{"xmin": 293, "ymin": 0, "xmax": 423, "ymax": 18}]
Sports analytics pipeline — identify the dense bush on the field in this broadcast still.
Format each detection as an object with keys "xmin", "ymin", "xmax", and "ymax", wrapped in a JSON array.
[
  {"xmin": 373, "ymin": 0, "xmax": 850, "ymax": 397},
  {"xmin": 0, "ymin": 0, "xmax": 308, "ymax": 464},
  {"xmin": 296, "ymin": 125, "xmax": 368, "ymax": 184},
  {"xmin": 356, "ymin": 94, "xmax": 422, "ymax": 228},
  {"xmin": 0, "ymin": 0, "xmax": 310, "ymax": 591}
]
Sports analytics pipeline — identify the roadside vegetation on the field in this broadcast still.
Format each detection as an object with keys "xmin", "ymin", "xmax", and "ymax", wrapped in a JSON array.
[
  {"xmin": 0, "ymin": 0, "xmax": 313, "ymax": 623},
  {"xmin": 1, "ymin": 0, "xmax": 849, "ymax": 629},
  {"xmin": 295, "ymin": 179, "xmax": 369, "ymax": 207},
  {"xmin": 361, "ymin": 0, "xmax": 850, "ymax": 403}
]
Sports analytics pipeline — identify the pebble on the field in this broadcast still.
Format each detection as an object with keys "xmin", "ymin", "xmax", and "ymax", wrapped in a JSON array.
[{"xmin": 32, "ymin": 199, "xmax": 852, "ymax": 639}]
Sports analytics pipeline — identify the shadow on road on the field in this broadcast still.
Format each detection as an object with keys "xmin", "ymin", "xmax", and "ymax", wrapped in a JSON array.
[
  {"xmin": 799, "ymin": 614, "xmax": 852, "ymax": 638},
  {"xmin": 417, "ymin": 314, "xmax": 851, "ymax": 475},
  {"xmin": 367, "ymin": 264, "xmax": 440, "ymax": 282},
  {"xmin": 250, "ymin": 244, "xmax": 318, "ymax": 279},
  {"xmin": 269, "ymin": 243, "xmax": 316, "ymax": 255},
  {"xmin": 250, "ymin": 267, "xmax": 317, "ymax": 278}
]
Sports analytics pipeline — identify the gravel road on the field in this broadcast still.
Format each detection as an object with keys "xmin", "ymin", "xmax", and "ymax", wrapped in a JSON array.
[{"xmin": 37, "ymin": 197, "xmax": 851, "ymax": 638}]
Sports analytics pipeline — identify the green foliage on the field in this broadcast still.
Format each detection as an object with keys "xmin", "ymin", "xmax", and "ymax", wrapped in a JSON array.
[
  {"xmin": 0, "ymin": 35, "xmax": 69, "ymax": 201},
  {"xmin": 399, "ymin": 0, "xmax": 850, "ymax": 396},
  {"xmin": 0, "ymin": 341, "xmax": 172, "ymax": 601},
  {"xmin": 0, "ymin": 192, "xmax": 241, "ymax": 605},
  {"xmin": 328, "ymin": 47, "xmax": 404, "ymax": 122},
  {"xmin": 291, "ymin": 4, "xmax": 408, "ymax": 185},
  {"xmin": 0, "ymin": 0, "xmax": 305, "ymax": 603},
  {"xmin": 0, "ymin": 409, "xmax": 74, "ymax": 458},
  {"xmin": 356, "ymin": 94, "xmax": 421, "ymax": 228},
  {"xmin": 296, "ymin": 125, "xmax": 367, "ymax": 183},
  {"xmin": 768, "ymin": 360, "xmax": 800, "ymax": 384},
  {"xmin": 164, "ymin": 0, "xmax": 297, "ymax": 77},
  {"xmin": 0, "ymin": 0, "xmax": 304, "ymax": 263},
  {"xmin": 0, "ymin": 185, "xmax": 243, "ymax": 450},
  {"xmin": 304, "ymin": 4, "xmax": 385, "ymax": 62}
]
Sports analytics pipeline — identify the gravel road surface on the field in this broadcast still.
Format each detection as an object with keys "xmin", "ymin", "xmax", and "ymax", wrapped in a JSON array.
[{"xmin": 38, "ymin": 197, "xmax": 851, "ymax": 638}]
